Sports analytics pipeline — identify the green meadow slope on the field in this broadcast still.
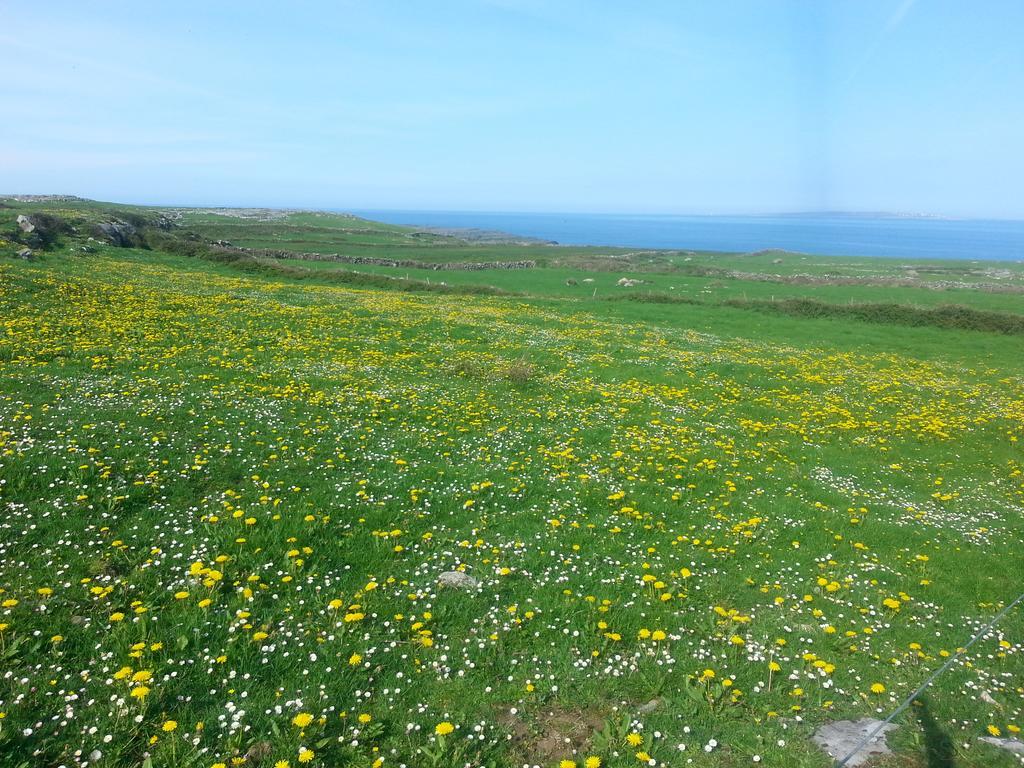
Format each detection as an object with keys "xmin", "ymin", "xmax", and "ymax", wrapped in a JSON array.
[{"xmin": 1, "ymin": 199, "xmax": 1023, "ymax": 768}]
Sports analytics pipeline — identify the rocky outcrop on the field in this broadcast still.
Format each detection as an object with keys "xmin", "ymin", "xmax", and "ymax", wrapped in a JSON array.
[
  {"xmin": 95, "ymin": 220, "xmax": 140, "ymax": 247},
  {"xmin": 12, "ymin": 212, "xmax": 71, "ymax": 250},
  {"xmin": 151, "ymin": 213, "xmax": 179, "ymax": 230}
]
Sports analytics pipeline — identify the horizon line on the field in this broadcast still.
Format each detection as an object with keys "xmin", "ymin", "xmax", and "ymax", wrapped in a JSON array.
[{"xmin": 5, "ymin": 194, "xmax": 1024, "ymax": 222}]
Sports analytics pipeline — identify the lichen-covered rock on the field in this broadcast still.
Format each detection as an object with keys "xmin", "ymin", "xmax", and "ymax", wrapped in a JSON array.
[
  {"xmin": 437, "ymin": 571, "xmax": 479, "ymax": 590},
  {"xmin": 811, "ymin": 719, "xmax": 897, "ymax": 767}
]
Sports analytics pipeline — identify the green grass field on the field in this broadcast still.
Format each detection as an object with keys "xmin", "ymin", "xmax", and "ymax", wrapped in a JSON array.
[{"xmin": 1, "ymin": 200, "xmax": 1023, "ymax": 768}]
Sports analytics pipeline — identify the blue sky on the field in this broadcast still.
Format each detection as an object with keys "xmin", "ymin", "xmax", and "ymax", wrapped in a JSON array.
[{"xmin": 2, "ymin": 1, "xmax": 1023, "ymax": 217}]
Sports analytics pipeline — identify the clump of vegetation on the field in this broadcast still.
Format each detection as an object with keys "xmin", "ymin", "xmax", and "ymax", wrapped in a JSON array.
[
  {"xmin": 604, "ymin": 291, "xmax": 703, "ymax": 305},
  {"xmin": 498, "ymin": 357, "xmax": 537, "ymax": 385},
  {"xmin": 726, "ymin": 296, "xmax": 1024, "ymax": 334},
  {"xmin": 7, "ymin": 212, "xmax": 73, "ymax": 250},
  {"xmin": 451, "ymin": 356, "xmax": 537, "ymax": 384},
  {"xmin": 451, "ymin": 357, "xmax": 488, "ymax": 378}
]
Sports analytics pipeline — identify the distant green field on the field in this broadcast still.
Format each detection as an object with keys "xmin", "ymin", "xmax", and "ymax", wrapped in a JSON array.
[
  {"xmin": 279, "ymin": 256, "xmax": 1024, "ymax": 314},
  {"xmin": 1, "ymin": 199, "xmax": 1023, "ymax": 768}
]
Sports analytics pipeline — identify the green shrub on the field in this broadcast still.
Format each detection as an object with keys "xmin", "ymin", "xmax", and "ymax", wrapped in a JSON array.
[
  {"xmin": 725, "ymin": 297, "xmax": 1024, "ymax": 335},
  {"xmin": 604, "ymin": 291, "xmax": 702, "ymax": 306}
]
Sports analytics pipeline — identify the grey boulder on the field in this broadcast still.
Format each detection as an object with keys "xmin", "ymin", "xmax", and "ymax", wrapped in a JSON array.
[{"xmin": 96, "ymin": 220, "xmax": 138, "ymax": 247}]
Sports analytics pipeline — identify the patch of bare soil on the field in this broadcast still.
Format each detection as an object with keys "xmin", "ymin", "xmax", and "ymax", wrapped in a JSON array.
[{"xmin": 496, "ymin": 704, "xmax": 609, "ymax": 765}]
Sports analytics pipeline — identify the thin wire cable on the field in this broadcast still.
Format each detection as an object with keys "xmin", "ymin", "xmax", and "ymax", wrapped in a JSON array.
[{"xmin": 834, "ymin": 589, "xmax": 1024, "ymax": 767}]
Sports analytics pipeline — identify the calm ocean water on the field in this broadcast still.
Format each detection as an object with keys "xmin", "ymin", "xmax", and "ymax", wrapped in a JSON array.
[{"xmin": 354, "ymin": 210, "xmax": 1024, "ymax": 262}]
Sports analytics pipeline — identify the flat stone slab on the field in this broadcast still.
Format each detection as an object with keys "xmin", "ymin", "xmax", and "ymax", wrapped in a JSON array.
[
  {"xmin": 980, "ymin": 736, "xmax": 1024, "ymax": 755},
  {"xmin": 437, "ymin": 570, "xmax": 479, "ymax": 590},
  {"xmin": 811, "ymin": 718, "xmax": 897, "ymax": 767}
]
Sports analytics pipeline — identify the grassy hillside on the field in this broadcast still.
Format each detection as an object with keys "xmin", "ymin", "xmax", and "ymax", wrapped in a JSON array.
[{"xmin": 1, "ymin": 199, "xmax": 1023, "ymax": 768}]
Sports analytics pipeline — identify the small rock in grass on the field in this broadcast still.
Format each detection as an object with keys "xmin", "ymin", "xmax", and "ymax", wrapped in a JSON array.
[
  {"xmin": 17, "ymin": 248, "xmax": 33, "ymax": 260},
  {"xmin": 811, "ymin": 718, "xmax": 897, "ymax": 767},
  {"xmin": 244, "ymin": 740, "xmax": 273, "ymax": 764},
  {"xmin": 438, "ymin": 571, "xmax": 479, "ymax": 590},
  {"xmin": 980, "ymin": 736, "xmax": 1024, "ymax": 755},
  {"xmin": 637, "ymin": 698, "xmax": 664, "ymax": 714}
]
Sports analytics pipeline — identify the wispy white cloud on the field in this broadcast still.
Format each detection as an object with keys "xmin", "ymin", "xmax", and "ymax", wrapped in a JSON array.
[
  {"xmin": 883, "ymin": 0, "xmax": 918, "ymax": 34},
  {"xmin": 844, "ymin": 0, "xmax": 918, "ymax": 86}
]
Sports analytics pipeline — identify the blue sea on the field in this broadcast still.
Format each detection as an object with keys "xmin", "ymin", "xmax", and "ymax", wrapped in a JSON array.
[{"xmin": 354, "ymin": 210, "xmax": 1024, "ymax": 262}]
